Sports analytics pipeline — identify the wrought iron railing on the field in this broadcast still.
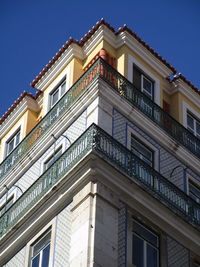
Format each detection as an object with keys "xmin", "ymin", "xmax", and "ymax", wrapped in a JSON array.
[
  {"xmin": 1, "ymin": 57, "xmax": 200, "ymax": 182},
  {"xmin": 0, "ymin": 59, "xmax": 100, "ymax": 181},
  {"xmin": 97, "ymin": 59, "xmax": 200, "ymax": 159},
  {"xmin": 0, "ymin": 124, "xmax": 199, "ymax": 238}
]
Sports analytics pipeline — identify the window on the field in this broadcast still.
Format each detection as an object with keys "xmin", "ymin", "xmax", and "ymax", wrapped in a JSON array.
[
  {"xmin": 50, "ymin": 79, "xmax": 66, "ymax": 108},
  {"xmin": 131, "ymin": 136, "xmax": 154, "ymax": 167},
  {"xmin": 133, "ymin": 65, "xmax": 154, "ymax": 100},
  {"xmin": 6, "ymin": 129, "xmax": 20, "ymax": 156},
  {"xmin": 29, "ymin": 229, "xmax": 51, "ymax": 267},
  {"xmin": 0, "ymin": 195, "xmax": 14, "ymax": 216},
  {"xmin": 44, "ymin": 146, "xmax": 62, "ymax": 171},
  {"xmin": 189, "ymin": 181, "xmax": 200, "ymax": 203},
  {"xmin": 132, "ymin": 219, "xmax": 159, "ymax": 267},
  {"xmin": 187, "ymin": 112, "xmax": 200, "ymax": 138}
]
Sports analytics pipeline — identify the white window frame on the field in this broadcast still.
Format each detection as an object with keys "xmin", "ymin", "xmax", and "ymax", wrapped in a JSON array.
[
  {"xmin": 24, "ymin": 219, "xmax": 56, "ymax": 267},
  {"xmin": 183, "ymin": 101, "xmax": 200, "ymax": 134},
  {"xmin": 132, "ymin": 219, "xmax": 159, "ymax": 267},
  {"xmin": 186, "ymin": 112, "xmax": 200, "ymax": 138},
  {"xmin": 5, "ymin": 128, "xmax": 21, "ymax": 157},
  {"xmin": 0, "ymin": 189, "xmax": 17, "ymax": 216},
  {"xmin": 43, "ymin": 146, "xmax": 63, "ymax": 172},
  {"xmin": 41, "ymin": 139, "xmax": 65, "ymax": 175},
  {"xmin": 186, "ymin": 175, "xmax": 200, "ymax": 204},
  {"xmin": 141, "ymin": 74, "xmax": 154, "ymax": 100},
  {"xmin": 49, "ymin": 79, "xmax": 67, "ymax": 109},
  {"xmin": 128, "ymin": 55, "xmax": 160, "ymax": 105},
  {"xmin": 127, "ymin": 126, "xmax": 159, "ymax": 171},
  {"xmin": 126, "ymin": 213, "xmax": 160, "ymax": 267}
]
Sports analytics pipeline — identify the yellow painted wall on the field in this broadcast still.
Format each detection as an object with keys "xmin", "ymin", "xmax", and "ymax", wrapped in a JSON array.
[
  {"xmin": 0, "ymin": 112, "xmax": 28, "ymax": 162},
  {"xmin": 179, "ymin": 93, "xmax": 200, "ymax": 124},
  {"xmin": 25, "ymin": 110, "xmax": 39, "ymax": 135},
  {"xmin": 41, "ymin": 59, "xmax": 74, "ymax": 116},
  {"xmin": 72, "ymin": 58, "xmax": 84, "ymax": 84},
  {"xmin": 116, "ymin": 45, "xmax": 127, "ymax": 77},
  {"xmin": 170, "ymin": 92, "xmax": 180, "ymax": 122},
  {"xmin": 83, "ymin": 40, "xmax": 116, "ymax": 69}
]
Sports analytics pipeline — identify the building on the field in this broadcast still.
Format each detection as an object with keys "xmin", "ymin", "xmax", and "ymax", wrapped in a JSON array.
[{"xmin": 0, "ymin": 19, "xmax": 200, "ymax": 266}]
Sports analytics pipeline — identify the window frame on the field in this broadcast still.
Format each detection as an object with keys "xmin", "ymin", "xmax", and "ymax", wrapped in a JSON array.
[
  {"xmin": 131, "ymin": 135, "xmax": 154, "ymax": 167},
  {"xmin": 132, "ymin": 218, "xmax": 160, "ymax": 267},
  {"xmin": 127, "ymin": 126, "xmax": 159, "ymax": 171},
  {"xmin": 5, "ymin": 128, "xmax": 21, "ymax": 157},
  {"xmin": 128, "ymin": 55, "xmax": 160, "ymax": 105},
  {"xmin": 29, "ymin": 228, "xmax": 51, "ymax": 267},
  {"xmin": 187, "ymin": 179, "xmax": 200, "ymax": 204},
  {"xmin": 183, "ymin": 102, "xmax": 200, "ymax": 135},
  {"xmin": 132, "ymin": 64, "xmax": 154, "ymax": 101},
  {"xmin": 49, "ymin": 78, "xmax": 67, "ymax": 109},
  {"xmin": 25, "ymin": 219, "xmax": 56, "ymax": 267},
  {"xmin": 0, "ymin": 188, "xmax": 17, "ymax": 217},
  {"xmin": 187, "ymin": 112, "xmax": 200, "ymax": 138},
  {"xmin": 43, "ymin": 146, "xmax": 63, "ymax": 172}
]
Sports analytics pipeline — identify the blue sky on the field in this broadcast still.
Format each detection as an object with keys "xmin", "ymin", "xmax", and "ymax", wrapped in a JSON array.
[{"xmin": 0, "ymin": 0, "xmax": 200, "ymax": 117}]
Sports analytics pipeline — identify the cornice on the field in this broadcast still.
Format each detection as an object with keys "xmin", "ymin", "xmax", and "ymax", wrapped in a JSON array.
[
  {"xmin": 0, "ymin": 96, "xmax": 40, "ymax": 139},
  {"xmin": 82, "ymin": 25, "xmax": 117, "ymax": 57},
  {"xmin": 173, "ymin": 80, "xmax": 200, "ymax": 108},
  {"xmin": 116, "ymin": 31, "xmax": 173, "ymax": 77},
  {"xmin": 98, "ymin": 79, "xmax": 200, "ymax": 175},
  {"xmin": 35, "ymin": 44, "xmax": 84, "ymax": 91}
]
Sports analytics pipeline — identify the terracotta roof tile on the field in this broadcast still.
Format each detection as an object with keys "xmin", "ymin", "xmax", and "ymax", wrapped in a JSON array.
[
  {"xmin": 30, "ymin": 19, "xmax": 181, "ymax": 88},
  {"xmin": 0, "ymin": 90, "xmax": 42, "ymax": 125},
  {"xmin": 30, "ymin": 19, "xmax": 199, "ymax": 95},
  {"xmin": 116, "ymin": 25, "xmax": 177, "ymax": 74},
  {"xmin": 3, "ymin": 19, "xmax": 199, "ymax": 124},
  {"xmin": 170, "ymin": 73, "xmax": 200, "ymax": 95}
]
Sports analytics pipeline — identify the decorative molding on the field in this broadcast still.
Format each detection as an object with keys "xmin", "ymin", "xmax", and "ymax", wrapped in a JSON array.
[
  {"xmin": 35, "ymin": 44, "xmax": 83, "ymax": 91},
  {"xmin": 98, "ymin": 79, "xmax": 200, "ymax": 175},
  {"xmin": 117, "ymin": 31, "xmax": 174, "ymax": 77},
  {"xmin": 0, "ymin": 96, "xmax": 40, "ymax": 139},
  {"xmin": 128, "ymin": 54, "xmax": 161, "ymax": 105},
  {"xmin": 182, "ymin": 101, "xmax": 200, "ymax": 128}
]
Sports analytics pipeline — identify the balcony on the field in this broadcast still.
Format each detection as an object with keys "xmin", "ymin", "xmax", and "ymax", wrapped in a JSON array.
[
  {"xmin": 0, "ymin": 58, "xmax": 200, "ymax": 183},
  {"xmin": 0, "ymin": 123, "xmax": 200, "ymax": 238}
]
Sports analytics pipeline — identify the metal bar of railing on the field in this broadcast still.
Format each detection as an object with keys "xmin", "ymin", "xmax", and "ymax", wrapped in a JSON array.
[
  {"xmin": 0, "ymin": 124, "xmax": 199, "ymax": 238},
  {"xmin": 1, "ymin": 57, "xmax": 200, "ymax": 183},
  {"xmin": 97, "ymin": 58, "xmax": 200, "ymax": 160},
  {"xmin": 0, "ymin": 59, "xmax": 100, "ymax": 181}
]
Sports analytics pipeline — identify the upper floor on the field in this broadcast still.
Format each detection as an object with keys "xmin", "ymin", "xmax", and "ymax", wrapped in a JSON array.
[{"xmin": 0, "ymin": 20, "xmax": 200, "ymax": 264}]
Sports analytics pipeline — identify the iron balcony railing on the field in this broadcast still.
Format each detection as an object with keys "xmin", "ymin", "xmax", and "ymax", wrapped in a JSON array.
[
  {"xmin": 0, "ymin": 124, "xmax": 199, "ymax": 238},
  {"xmin": 1, "ymin": 58, "xmax": 200, "ymax": 182},
  {"xmin": 0, "ymin": 58, "xmax": 101, "ymax": 181},
  {"xmin": 98, "ymin": 59, "xmax": 200, "ymax": 159}
]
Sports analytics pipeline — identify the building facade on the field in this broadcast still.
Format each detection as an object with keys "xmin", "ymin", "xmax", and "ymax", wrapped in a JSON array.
[{"xmin": 0, "ymin": 19, "xmax": 200, "ymax": 266}]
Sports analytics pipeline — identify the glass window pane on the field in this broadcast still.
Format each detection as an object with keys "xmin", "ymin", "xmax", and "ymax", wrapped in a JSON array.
[
  {"xmin": 143, "ymin": 77, "xmax": 152, "ymax": 94},
  {"xmin": 187, "ymin": 114, "xmax": 194, "ymax": 130},
  {"xmin": 16, "ymin": 132, "xmax": 20, "ymax": 145},
  {"xmin": 196, "ymin": 121, "xmax": 200, "ymax": 136},
  {"xmin": 189, "ymin": 182, "xmax": 200, "ymax": 203},
  {"xmin": 42, "ymin": 244, "xmax": 50, "ymax": 267},
  {"xmin": 8, "ymin": 139, "xmax": 14, "ymax": 154},
  {"xmin": 133, "ymin": 65, "xmax": 141, "ymax": 90},
  {"xmin": 44, "ymin": 147, "xmax": 62, "ymax": 170},
  {"xmin": 33, "ymin": 231, "xmax": 51, "ymax": 257},
  {"xmin": 51, "ymin": 90, "xmax": 59, "ymax": 106},
  {"xmin": 147, "ymin": 243, "xmax": 158, "ymax": 267},
  {"xmin": 61, "ymin": 82, "xmax": 66, "ymax": 96},
  {"xmin": 131, "ymin": 138, "xmax": 153, "ymax": 167},
  {"xmin": 32, "ymin": 255, "xmax": 40, "ymax": 267},
  {"xmin": 132, "ymin": 234, "xmax": 144, "ymax": 267},
  {"xmin": 133, "ymin": 220, "xmax": 159, "ymax": 248}
]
